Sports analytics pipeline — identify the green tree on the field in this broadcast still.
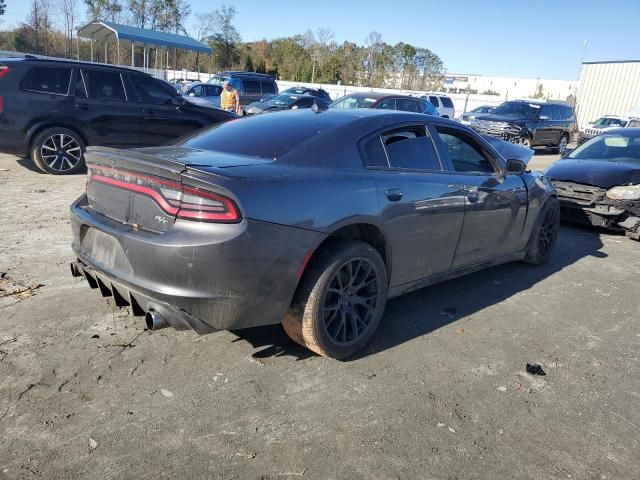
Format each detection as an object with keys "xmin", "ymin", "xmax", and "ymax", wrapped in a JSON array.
[
  {"xmin": 207, "ymin": 5, "xmax": 241, "ymax": 69},
  {"xmin": 243, "ymin": 54, "xmax": 253, "ymax": 71}
]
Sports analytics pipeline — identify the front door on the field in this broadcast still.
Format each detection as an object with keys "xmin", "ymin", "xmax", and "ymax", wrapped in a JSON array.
[
  {"xmin": 127, "ymin": 73, "xmax": 203, "ymax": 146},
  {"xmin": 361, "ymin": 123, "xmax": 466, "ymax": 287},
  {"xmin": 431, "ymin": 124, "xmax": 528, "ymax": 267}
]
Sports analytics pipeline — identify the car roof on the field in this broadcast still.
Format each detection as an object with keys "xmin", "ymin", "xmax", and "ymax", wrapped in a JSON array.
[
  {"xmin": 507, "ymin": 99, "xmax": 572, "ymax": 106},
  {"xmin": 342, "ymin": 91, "xmax": 426, "ymax": 101},
  {"xmin": 0, "ymin": 56, "xmax": 151, "ymax": 75}
]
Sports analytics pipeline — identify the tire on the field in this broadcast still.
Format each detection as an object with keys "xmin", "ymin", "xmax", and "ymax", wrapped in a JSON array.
[
  {"xmin": 524, "ymin": 198, "xmax": 560, "ymax": 265},
  {"xmin": 552, "ymin": 134, "xmax": 569, "ymax": 154},
  {"xmin": 521, "ymin": 136, "xmax": 532, "ymax": 149},
  {"xmin": 30, "ymin": 127, "xmax": 86, "ymax": 175},
  {"xmin": 282, "ymin": 240, "xmax": 388, "ymax": 359}
]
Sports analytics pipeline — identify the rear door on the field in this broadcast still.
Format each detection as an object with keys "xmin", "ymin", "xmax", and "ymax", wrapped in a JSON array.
[
  {"xmin": 127, "ymin": 73, "xmax": 204, "ymax": 146},
  {"xmin": 240, "ymin": 79, "xmax": 262, "ymax": 106},
  {"xmin": 431, "ymin": 124, "xmax": 528, "ymax": 267},
  {"xmin": 361, "ymin": 123, "xmax": 465, "ymax": 286},
  {"xmin": 75, "ymin": 68, "xmax": 140, "ymax": 147}
]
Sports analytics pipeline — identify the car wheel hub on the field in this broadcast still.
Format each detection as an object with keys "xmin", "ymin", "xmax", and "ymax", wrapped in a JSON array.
[
  {"xmin": 40, "ymin": 134, "xmax": 82, "ymax": 172},
  {"xmin": 322, "ymin": 258, "xmax": 380, "ymax": 347}
]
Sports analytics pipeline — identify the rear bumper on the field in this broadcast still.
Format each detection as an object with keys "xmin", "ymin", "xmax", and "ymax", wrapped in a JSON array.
[{"xmin": 70, "ymin": 194, "xmax": 324, "ymax": 332}]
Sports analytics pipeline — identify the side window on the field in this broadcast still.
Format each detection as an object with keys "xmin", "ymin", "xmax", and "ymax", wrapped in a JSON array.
[
  {"xmin": 550, "ymin": 105, "xmax": 563, "ymax": 120},
  {"xmin": 440, "ymin": 96, "xmax": 454, "ymax": 108},
  {"xmin": 628, "ymin": 120, "xmax": 640, "ymax": 128},
  {"xmin": 129, "ymin": 75, "xmax": 174, "ymax": 104},
  {"xmin": 243, "ymin": 80, "xmax": 261, "ymax": 94},
  {"xmin": 376, "ymin": 98, "xmax": 396, "ymax": 110},
  {"xmin": 382, "ymin": 127, "xmax": 441, "ymax": 170},
  {"xmin": 189, "ymin": 85, "xmax": 204, "ymax": 96},
  {"xmin": 539, "ymin": 105, "xmax": 552, "ymax": 120},
  {"xmin": 206, "ymin": 85, "xmax": 222, "ymax": 96},
  {"xmin": 436, "ymin": 128, "xmax": 496, "ymax": 174},
  {"xmin": 261, "ymin": 81, "xmax": 276, "ymax": 94},
  {"xmin": 429, "ymin": 96, "xmax": 440, "ymax": 108},
  {"xmin": 74, "ymin": 70, "xmax": 87, "ymax": 98},
  {"xmin": 396, "ymin": 98, "xmax": 420, "ymax": 113},
  {"xmin": 564, "ymin": 106, "xmax": 575, "ymax": 120},
  {"xmin": 297, "ymin": 97, "xmax": 316, "ymax": 108},
  {"xmin": 22, "ymin": 67, "xmax": 72, "ymax": 95},
  {"xmin": 81, "ymin": 69, "xmax": 126, "ymax": 101}
]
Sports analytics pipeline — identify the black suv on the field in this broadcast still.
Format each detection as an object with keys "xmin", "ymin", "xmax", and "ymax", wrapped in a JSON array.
[
  {"xmin": 470, "ymin": 100, "xmax": 576, "ymax": 152},
  {"xmin": 207, "ymin": 71, "xmax": 279, "ymax": 107},
  {"xmin": 0, "ymin": 57, "xmax": 236, "ymax": 174}
]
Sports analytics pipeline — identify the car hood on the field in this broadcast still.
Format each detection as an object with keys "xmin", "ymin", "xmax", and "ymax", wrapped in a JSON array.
[
  {"xmin": 482, "ymin": 135, "xmax": 534, "ymax": 164},
  {"xmin": 475, "ymin": 113, "xmax": 530, "ymax": 124},
  {"xmin": 545, "ymin": 159, "xmax": 640, "ymax": 188}
]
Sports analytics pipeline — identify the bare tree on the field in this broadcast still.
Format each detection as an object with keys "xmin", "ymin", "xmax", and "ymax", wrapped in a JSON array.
[
  {"xmin": 60, "ymin": 0, "xmax": 78, "ymax": 57},
  {"xmin": 209, "ymin": 5, "xmax": 241, "ymax": 69},
  {"xmin": 0, "ymin": 0, "xmax": 6, "ymax": 17},
  {"xmin": 192, "ymin": 12, "xmax": 216, "ymax": 74},
  {"xmin": 129, "ymin": 0, "xmax": 148, "ymax": 28},
  {"xmin": 364, "ymin": 31, "xmax": 383, "ymax": 87},
  {"xmin": 310, "ymin": 27, "xmax": 334, "ymax": 83}
]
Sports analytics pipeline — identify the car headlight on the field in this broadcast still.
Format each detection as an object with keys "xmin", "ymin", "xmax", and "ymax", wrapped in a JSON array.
[{"xmin": 606, "ymin": 185, "xmax": 640, "ymax": 200}]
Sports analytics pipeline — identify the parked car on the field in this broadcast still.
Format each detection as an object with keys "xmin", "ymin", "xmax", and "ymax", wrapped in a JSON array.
[
  {"xmin": 470, "ymin": 100, "xmax": 576, "ymax": 152},
  {"xmin": 260, "ymin": 86, "xmax": 331, "ymax": 103},
  {"xmin": 245, "ymin": 93, "xmax": 331, "ymax": 115},
  {"xmin": 459, "ymin": 105, "xmax": 495, "ymax": 124},
  {"xmin": 0, "ymin": 57, "xmax": 237, "ymax": 175},
  {"xmin": 182, "ymin": 82, "xmax": 223, "ymax": 108},
  {"xmin": 208, "ymin": 71, "xmax": 278, "ymax": 107},
  {"xmin": 578, "ymin": 115, "xmax": 629, "ymax": 144},
  {"xmin": 545, "ymin": 129, "xmax": 640, "ymax": 240},
  {"xmin": 421, "ymin": 93, "xmax": 455, "ymax": 118},
  {"xmin": 70, "ymin": 109, "xmax": 558, "ymax": 359},
  {"xmin": 330, "ymin": 92, "xmax": 438, "ymax": 116}
]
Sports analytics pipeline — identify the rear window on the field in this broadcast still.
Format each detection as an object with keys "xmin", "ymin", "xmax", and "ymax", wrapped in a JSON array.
[
  {"xmin": 243, "ymin": 80, "xmax": 260, "ymax": 94},
  {"xmin": 261, "ymin": 81, "xmax": 276, "ymax": 94},
  {"xmin": 180, "ymin": 111, "xmax": 350, "ymax": 159},
  {"xmin": 440, "ymin": 96, "xmax": 454, "ymax": 108},
  {"xmin": 429, "ymin": 96, "xmax": 439, "ymax": 107},
  {"xmin": 22, "ymin": 67, "xmax": 72, "ymax": 95}
]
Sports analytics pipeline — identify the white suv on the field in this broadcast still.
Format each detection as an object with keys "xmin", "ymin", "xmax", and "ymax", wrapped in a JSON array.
[{"xmin": 421, "ymin": 93, "xmax": 455, "ymax": 118}]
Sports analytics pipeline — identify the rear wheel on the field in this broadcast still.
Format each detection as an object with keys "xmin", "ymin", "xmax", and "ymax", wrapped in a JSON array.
[
  {"xmin": 524, "ymin": 198, "xmax": 560, "ymax": 265},
  {"xmin": 553, "ymin": 134, "xmax": 569, "ymax": 154},
  {"xmin": 30, "ymin": 127, "xmax": 85, "ymax": 175},
  {"xmin": 521, "ymin": 136, "xmax": 532, "ymax": 149},
  {"xmin": 282, "ymin": 240, "xmax": 388, "ymax": 359}
]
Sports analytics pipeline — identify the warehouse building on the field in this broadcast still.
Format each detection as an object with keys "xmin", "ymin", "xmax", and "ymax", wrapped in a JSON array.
[{"xmin": 577, "ymin": 60, "xmax": 640, "ymax": 128}]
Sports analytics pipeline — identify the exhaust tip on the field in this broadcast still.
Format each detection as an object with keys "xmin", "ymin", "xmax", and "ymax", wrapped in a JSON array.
[
  {"xmin": 145, "ymin": 310, "xmax": 170, "ymax": 331},
  {"xmin": 70, "ymin": 262, "xmax": 82, "ymax": 277}
]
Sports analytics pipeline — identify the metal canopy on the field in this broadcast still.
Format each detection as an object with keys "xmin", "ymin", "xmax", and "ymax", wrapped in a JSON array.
[{"xmin": 77, "ymin": 21, "xmax": 212, "ymax": 54}]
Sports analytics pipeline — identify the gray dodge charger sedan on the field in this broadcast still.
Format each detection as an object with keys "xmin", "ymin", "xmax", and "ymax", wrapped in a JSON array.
[{"xmin": 70, "ymin": 109, "xmax": 559, "ymax": 359}]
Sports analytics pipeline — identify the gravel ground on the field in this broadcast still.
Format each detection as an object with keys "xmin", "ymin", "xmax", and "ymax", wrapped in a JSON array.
[{"xmin": 0, "ymin": 151, "xmax": 639, "ymax": 480}]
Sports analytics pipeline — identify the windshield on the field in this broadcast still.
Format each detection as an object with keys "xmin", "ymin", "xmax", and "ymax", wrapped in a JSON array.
[
  {"xmin": 208, "ymin": 76, "xmax": 228, "ymax": 86},
  {"xmin": 491, "ymin": 102, "xmax": 541, "ymax": 119},
  {"xmin": 568, "ymin": 133, "xmax": 640, "ymax": 164},
  {"xmin": 592, "ymin": 117, "xmax": 626, "ymax": 127},
  {"xmin": 330, "ymin": 96, "xmax": 378, "ymax": 109},
  {"xmin": 263, "ymin": 94, "xmax": 299, "ymax": 108}
]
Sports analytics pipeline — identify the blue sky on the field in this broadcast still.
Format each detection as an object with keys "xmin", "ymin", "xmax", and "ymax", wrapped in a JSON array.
[{"xmin": 2, "ymin": 0, "xmax": 639, "ymax": 79}]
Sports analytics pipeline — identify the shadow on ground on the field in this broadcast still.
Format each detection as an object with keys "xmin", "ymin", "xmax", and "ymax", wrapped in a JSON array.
[{"xmin": 234, "ymin": 224, "xmax": 607, "ymax": 361}]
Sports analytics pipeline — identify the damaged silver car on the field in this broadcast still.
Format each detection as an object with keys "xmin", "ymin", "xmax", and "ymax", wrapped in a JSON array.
[{"xmin": 546, "ymin": 129, "xmax": 640, "ymax": 240}]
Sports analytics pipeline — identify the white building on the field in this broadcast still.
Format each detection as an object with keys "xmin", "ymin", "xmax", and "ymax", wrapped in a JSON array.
[
  {"xmin": 576, "ymin": 60, "xmax": 640, "ymax": 128},
  {"xmin": 442, "ymin": 73, "xmax": 578, "ymax": 102}
]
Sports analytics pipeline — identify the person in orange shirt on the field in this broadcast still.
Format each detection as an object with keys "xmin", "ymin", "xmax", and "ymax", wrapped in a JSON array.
[{"xmin": 220, "ymin": 81, "xmax": 240, "ymax": 114}]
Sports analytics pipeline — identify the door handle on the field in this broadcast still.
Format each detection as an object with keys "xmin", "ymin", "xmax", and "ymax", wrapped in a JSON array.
[
  {"xmin": 385, "ymin": 189, "xmax": 403, "ymax": 202},
  {"xmin": 75, "ymin": 103, "xmax": 89, "ymax": 110}
]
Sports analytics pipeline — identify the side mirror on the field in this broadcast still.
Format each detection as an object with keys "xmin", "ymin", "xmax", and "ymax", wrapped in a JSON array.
[
  {"xmin": 291, "ymin": 105, "xmax": 299, "ymax": 110},
  {"xmin": 188, "ymin": 92, "xmax": 195, "ymax": 97},
  {"xmin": 172, "ymin": 96, "xmax": 185, "ymax": 106},
  {"xmin": 506, "ymin": 158, "xmax": 527, "ymax": 175},
  {"xmin": 538, "ymin": 115, "xmax": 550, "ymax": 121}
]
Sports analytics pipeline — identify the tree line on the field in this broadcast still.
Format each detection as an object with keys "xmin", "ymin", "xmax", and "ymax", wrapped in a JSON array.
[{"xmin": 0, "ymin": 1, "xmax": 444, "ymax": 89}]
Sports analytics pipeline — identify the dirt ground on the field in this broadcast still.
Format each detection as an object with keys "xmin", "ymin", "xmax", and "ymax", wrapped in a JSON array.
[{"xmin": 1, "ymin": 151, "xmax": 639, "ymax": 480}]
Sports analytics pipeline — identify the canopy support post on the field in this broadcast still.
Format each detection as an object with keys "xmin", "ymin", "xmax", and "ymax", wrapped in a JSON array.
[
  {"xmin": 131, "ymin": 42, "xmax": 134, "ymax": 67},
  {"xmin": 117, "ymin": 38, "xmax": 120, "ymax": 66},
  {"xmin": 76, "ymin": 34, "xmax": 80, "ymax": 61},
  {"xmin": 104, "ymin": 41, "xmax": 108, "ymax": 64},
  {"xmin": 90, "ymin": 36, "xmax": 94, "ymax": 62}
]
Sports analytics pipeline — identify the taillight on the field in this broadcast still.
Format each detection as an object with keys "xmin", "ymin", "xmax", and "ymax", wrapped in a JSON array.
[
  {"xmin": 87, "ymin": 165, "xmax": 241, "ymax": 223},
  {"xmin": 0, "ymin": 66, "xmax": 8, "ymax": 114}
]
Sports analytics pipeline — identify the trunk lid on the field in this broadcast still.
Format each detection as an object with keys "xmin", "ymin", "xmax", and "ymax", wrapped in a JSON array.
[{"xmin": 85, "ymin": 147, "xmax": 253, "ymax": 232}]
